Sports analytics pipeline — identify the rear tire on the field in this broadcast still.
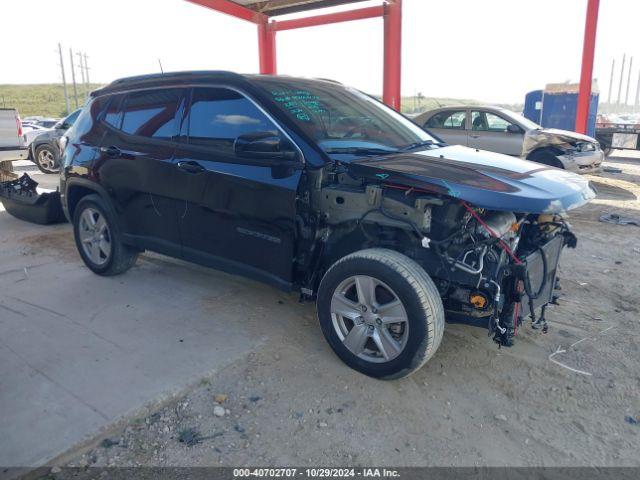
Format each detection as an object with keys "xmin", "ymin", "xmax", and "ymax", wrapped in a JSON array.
[
  {"xmin": 34, "ymin": 144, "xmax": 60, "ymax": 174},
  {"xmin": 317, "ymin": 248, "xmax": 445, "ymax": 380},
  {"xmin": 73, "ymin": 194, "xmax": 138, "ymax": 276}
]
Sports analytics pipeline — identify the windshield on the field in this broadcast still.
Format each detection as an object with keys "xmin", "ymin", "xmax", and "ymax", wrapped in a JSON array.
[
  {"xmin": 500, "ymin": 109, "xmax": 541, "ymax": 130},
  {"xmin": 253, "ymin": 77, "xmax": 438, "ymax": 153}
]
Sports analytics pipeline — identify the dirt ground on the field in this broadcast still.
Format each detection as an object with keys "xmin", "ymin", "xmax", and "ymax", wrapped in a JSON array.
[{"xmin": 20, "ymin": 154, "xmax": 640, "ymax": 472}]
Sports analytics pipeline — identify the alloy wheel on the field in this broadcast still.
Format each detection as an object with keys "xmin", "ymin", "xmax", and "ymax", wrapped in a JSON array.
[
  {"xmin": 330, "ymin": 275, "xmax": 409, "ymax": 363},
  {"xmin": 79, "ymin": 208, "xmax": 112, "ymax": 266},
  {"xmin": 37, "ymin": 148, "xmax": 58, "ymax": 172}
]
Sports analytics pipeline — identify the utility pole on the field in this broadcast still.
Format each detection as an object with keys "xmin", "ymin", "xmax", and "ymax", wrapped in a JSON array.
[
  {"xmin": 625, "ymin": 56, "xmax": 633, "ymax": 106},
  {"xmin": 69, "ymin": 48, "xmax": 79, "ymax": 109},
  {"xmin": 607, "ymin": 58, "xmax": 615, "ymax": 104},
  {"xmin": 77, "ymin": 51, "xmax": 86, "ymax": 101},
  {"xmin": 58, "ymin": 43, "xmax": 70, "ymax": 115},
  {"xmin": 635, "ymin": 69, "xmax": 640, "ymax": 111},
  {"xmin": 616, "ymin": 54, "xmax": 626, "ymax": 105},
  {"xmin": 83, "ymin": 53, "xmax": 90, "ymax": 93}
]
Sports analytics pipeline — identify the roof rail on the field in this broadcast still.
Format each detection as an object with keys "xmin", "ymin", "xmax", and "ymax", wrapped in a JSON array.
[
  {"xmin": 93, "ymin": 70, "xmax": 246, "ymax": 96},
  {"xmin": 313, "ymin": 77, "xmax": 343, "ymax": 85}
]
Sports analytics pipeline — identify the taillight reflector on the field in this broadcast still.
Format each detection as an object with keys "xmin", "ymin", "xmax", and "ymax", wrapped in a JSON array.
[{"xmin": 16, "ymin": 115, "xmax": 23, "ymax": 137}]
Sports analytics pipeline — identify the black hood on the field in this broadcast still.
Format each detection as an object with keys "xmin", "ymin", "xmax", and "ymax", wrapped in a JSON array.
[{"xmin": 347, "ymin": 145, "xmax": 596, "ymax": 214}]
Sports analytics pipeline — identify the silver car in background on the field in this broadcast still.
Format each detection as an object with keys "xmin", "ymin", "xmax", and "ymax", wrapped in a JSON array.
[{"xmin": 414, "ymin": 106, "xmax": 603, "ymax": 173}]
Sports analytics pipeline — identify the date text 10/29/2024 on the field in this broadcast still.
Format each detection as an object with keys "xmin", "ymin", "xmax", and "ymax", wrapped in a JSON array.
[{"xmin": 233, "ymin": 468, "xmax": 400, "ymax": 478}]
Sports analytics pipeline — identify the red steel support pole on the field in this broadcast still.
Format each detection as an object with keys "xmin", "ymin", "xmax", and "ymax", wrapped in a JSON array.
[
  {"xmin": 258, "ymin": 22, "xmax": 277, "ymax": 75},
  {"xmin": 575, "ymin": 0, "xmax": 600, "ymax": 134},
  {"xmin": 383, "ymin": 0, "xmax": 402, "ymax": 111}
]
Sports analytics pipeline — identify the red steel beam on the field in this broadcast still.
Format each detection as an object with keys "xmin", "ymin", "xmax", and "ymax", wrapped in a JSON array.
[
  {"xmin": 383, "ymin": 0, "xmax": 402, "ymax": 111},
  {"xmin": 271, "ymin": 5, "xmax": 384, "ymax": 31},
  {"xmin": 258, "ymin": 22, "xmax": 277, "ymax": 74},
  {"xmin": 185, "ymin": 0, "xmax": 266, "ymax": 24},
  {"xmin": 575, "ymin": 0, "xmax": 600, "ymax": 134}
]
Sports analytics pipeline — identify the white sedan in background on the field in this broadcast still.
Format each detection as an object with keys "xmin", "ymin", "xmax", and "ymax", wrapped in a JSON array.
[{"xmin": 415, "ymin": 106, "xmax": 603, "ymax": 173}]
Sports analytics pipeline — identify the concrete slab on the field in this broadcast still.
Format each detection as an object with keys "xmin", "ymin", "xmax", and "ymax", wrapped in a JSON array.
[{"xmin": 0, "ymin": 187, "xmax": 270, "ymax": 467}]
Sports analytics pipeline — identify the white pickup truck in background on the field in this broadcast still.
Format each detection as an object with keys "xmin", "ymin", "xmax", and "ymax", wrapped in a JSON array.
[
  {"xmin": 0, "ymin": 108, "xmax": 28, "ymax": 181},
  {"xmin": 1, "ymin": 108, "xmax": 28, "ymax": 163}
]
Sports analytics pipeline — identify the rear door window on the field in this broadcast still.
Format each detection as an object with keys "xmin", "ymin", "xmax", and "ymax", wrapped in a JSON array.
[
  {"xmin": 426, "ymin": 111, "xmax": 467, "ymax": 130},
  {"xmin": 185, "ymin": 87, "xmax": 278, "ymax": 153},
  {"xmin": 120, "ymin": 89, "xmax": 183, "ymax": 140},
  {"xmin": 471, "ymin": 111, "xmax": 513, "ymax": 132}
]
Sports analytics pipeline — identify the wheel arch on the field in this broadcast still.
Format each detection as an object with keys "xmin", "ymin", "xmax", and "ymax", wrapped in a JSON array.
[
  {"xmin": 526, "ymin": 146, "xmax": 565, "ymax": 168},
  {"xmin": 65, "ymin": 178, "xmax": 115, "ymax": 220},
  {"xmin": 313, "ymin": 223, "xmax": 417, "ymax": 291}
]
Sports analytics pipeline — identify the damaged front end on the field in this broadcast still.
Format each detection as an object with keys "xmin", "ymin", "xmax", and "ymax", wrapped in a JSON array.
[
  {"xmin": 305, "ymin": 147, "xmax": 595, "ymax": 348},
  {"xmin": 523, "ymin": 128, "xmax": 603, "ymax": 173}
]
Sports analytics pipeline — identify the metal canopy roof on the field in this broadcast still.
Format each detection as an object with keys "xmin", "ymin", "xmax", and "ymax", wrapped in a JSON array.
[{"xmin": 230, "ymin": 0, "xmax": 368, "ymax": 16}]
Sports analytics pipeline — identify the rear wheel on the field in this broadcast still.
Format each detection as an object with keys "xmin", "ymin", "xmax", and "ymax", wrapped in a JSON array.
[
  {"xmin": 317, "ymin": 248, "xmax": 445, "ymax": 380},
  {"xmin": 34, "ymin": 144, "xmax": 59, "ymax": 174},
  {"xmin": 73, "ymin": 194, "xmax": 138, "ymax": 276}
]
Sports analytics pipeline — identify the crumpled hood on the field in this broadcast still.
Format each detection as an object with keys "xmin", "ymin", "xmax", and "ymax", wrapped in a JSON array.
[
  {"xmin": 348, "ymin": 145, "xmax": 596, "ymax": 214},
  {"xmin": 522, "ymin": 128, "xmax": 598, "ymax": 157}
]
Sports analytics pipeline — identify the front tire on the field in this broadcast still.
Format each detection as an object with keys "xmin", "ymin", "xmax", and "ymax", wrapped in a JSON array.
[
  {"xmin": 73, "ymin": 194, "xmax": 138, "ymax": 276},
  {"xmin": 34, "ymin": 144, "xmax": 60, "ymax": 174},
  {"xmin": 317, "ymin": 248, "xmax": 445, "ymax": 380},
  {"xmin": 527, "ymin": 151, "xmax": 564, "ymax": 169}
]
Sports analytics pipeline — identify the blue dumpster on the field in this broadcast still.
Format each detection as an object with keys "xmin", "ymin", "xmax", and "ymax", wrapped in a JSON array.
[
  {"xmin": 523, "ymin": 84, "xmax": 599, "ymax": 137},
  {"xmin": 523, "ymin": 90, "xmax": 543, "ymax": 125}
]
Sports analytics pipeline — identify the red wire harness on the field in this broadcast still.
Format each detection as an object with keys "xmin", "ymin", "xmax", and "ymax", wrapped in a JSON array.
[{"xmin": 461, "ymin": 202, "xmax": 523, "ymax": 265}]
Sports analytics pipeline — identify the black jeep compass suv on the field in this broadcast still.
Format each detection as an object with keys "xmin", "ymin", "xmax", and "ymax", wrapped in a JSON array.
[{"xmin": 61, "ymin": 71, "xmax": 594, "ymax": 379}]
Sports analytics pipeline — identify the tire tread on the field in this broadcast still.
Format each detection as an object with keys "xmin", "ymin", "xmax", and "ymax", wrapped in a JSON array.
[{"xmin": 321, "ymin": 248, "xmax": 445, "ymax": 379}]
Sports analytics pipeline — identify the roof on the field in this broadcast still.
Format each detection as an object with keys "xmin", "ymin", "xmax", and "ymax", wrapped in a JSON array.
[
  {"xmin": 229, "ymin": 0, "xmax": 368, "ymax": 16},
  {"xmin": 93, "ymin": 70, "xmax": 344, "ymax": 96}
]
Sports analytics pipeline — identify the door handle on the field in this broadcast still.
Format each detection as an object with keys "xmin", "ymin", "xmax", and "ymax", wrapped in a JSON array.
[
  {"xmin": 177, "ymin": 160, "xmax": 205, "ymax": 174},
  {"xmin": 470, "ymin": 134, "xmax": 481, "ymax": 139},
  {"xmin": 100, "ymin": 145, "xmax": 121, "ymax": 157}
]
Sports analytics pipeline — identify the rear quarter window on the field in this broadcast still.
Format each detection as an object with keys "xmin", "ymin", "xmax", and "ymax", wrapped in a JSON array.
[{"xmin": 66, "ymin": 97, "xmax": 108, "ymax": 140}]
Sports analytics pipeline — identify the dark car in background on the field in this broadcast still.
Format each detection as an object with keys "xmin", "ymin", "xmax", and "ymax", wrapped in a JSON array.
[
  {"xmin": 30, "ymin": 109, "xmax": 81, "ymax": 173},
  {"xmin": 61, "ymin": 71, "xmax": 594, "ymax": 379}
]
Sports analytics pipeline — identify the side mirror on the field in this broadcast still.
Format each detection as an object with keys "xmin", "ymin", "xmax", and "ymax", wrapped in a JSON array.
[
  {"xmin": 507, "ymin": 124, "xmax": 522, "ymax": 134},
  {"xmin": 233, "ymin": 131, "xmax": 299, "ymax": 163},
  {"xmin": 55, "ymin": 122, "xmax": 69, "ymax": 130}
]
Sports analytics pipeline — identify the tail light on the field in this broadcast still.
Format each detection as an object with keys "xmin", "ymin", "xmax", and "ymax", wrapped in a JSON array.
[{"xmin": 16, "ymin": 114, "xmax": 23, "ymax": 138}]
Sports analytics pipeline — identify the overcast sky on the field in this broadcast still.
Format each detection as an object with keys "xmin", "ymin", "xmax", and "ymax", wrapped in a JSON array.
[{"xmin": 2, "ymin": 0, "xmax": 639, "ymax": 104}]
